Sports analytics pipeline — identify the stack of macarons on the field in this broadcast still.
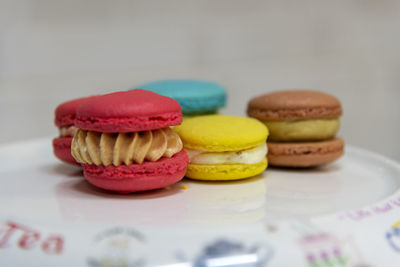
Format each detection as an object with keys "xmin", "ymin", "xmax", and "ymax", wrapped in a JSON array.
[
  {"xmin": 247, "ymin": 90, "xmax": 344, "ymax": 167},
  {"xmin": 71, "ymin": 89, "xmax": 190, "ymax": 193},
  {"xmin": 53, "ymin": 90, "xmax": 189, "ymax": 193}
]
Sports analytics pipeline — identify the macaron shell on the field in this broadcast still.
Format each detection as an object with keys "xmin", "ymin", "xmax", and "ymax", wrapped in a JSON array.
[
  {"xmin": 81, "ymin": 150, "xmax": 189, "ymax": 193},
  {"xmin": 55, "ymin": 96, "xmax": 96, "ymax": 127},
  {"xmin": 267, "ymin": 137, "xmax": 345, "ymax": 167},
  {"xmin": 175, "ymin": 97, "xmax": 224, "ymax": 114},
  {"xmin": 52, "ymin": 137, "xmax": 79, "ymax": 165},
  {"xmin": 185, "ymin": 158, "xmax": 267, "ymax": 180},
  {"xmin": 137, "ymin": 80, "xmax": 227, "ymax": 114},
  {"xmin": 75, "ymin": 89, "xmax": 182, "ymax": 132},
  {"xmin": 247, "ymin": 90, "xmax": 342, "ymax": 120},
  {"xmin": 174, "ymin": 115, "xmax": 269, "ymax": 151}
]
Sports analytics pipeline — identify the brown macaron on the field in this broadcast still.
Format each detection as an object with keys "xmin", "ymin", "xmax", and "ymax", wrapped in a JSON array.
[{"xmin": 247, "ymin": 90, "xmax": 344, "ymax": 167}]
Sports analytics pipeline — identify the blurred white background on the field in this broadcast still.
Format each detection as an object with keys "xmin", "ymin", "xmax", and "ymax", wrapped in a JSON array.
[{"xmin": 1, "ymin": 0, "xmax": 400, "ymax": 161}]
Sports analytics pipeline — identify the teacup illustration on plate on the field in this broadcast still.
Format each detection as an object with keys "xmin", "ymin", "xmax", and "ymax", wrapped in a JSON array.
[{"xmin": 386, "ymin": 221, "xmax": 400, "ymax": 253}]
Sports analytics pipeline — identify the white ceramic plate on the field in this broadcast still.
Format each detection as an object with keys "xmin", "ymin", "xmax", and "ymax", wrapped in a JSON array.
[
  {"xmin": 0, "ymin": 138, "xmax": 399, "ymax": 225},
  {"xmin": 1, "ymin": 138, "xmax": 400, "ymax": 266}
]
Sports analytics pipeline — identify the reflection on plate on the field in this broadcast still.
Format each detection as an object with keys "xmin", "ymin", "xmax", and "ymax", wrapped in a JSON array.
[{"xmin": 0, "ymin": 138, "xmax": 400, "ymax": 226}]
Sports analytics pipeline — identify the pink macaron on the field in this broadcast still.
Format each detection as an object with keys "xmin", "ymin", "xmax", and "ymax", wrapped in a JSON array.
[
  {"xmin": 53, "ymin": 96, "xmax": 95, "ymax": 164},
  {"xmin": 71, "ymin": 89, "xmax": 189, "ymax": 193}
]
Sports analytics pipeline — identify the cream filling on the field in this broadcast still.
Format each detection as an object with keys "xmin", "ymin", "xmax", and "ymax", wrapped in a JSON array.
[
  {"xmin": 263, "ymin": 119, "xmax": 340, "ymax": 142},
  {"xmin": 59, "ymin": 126, "xmax": 78, "ymax": 137},
  {"xmin": 71, "ymin": 127, "xmax": 182, "ymax": 166},
  {"xmin": 185, "ymin": 143, "xmax": 267, "ymax": 165}
]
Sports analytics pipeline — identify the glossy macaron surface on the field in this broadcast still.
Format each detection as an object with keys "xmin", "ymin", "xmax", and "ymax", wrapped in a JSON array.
[
  {"xmin": 75, "ymin": 89, "xmax": 182, "ymax": 133},
  {"xmin": 137, "ymin": 80, "xmax": 227, "ymax": 114},
  {"xmin": 55, "ymin": 96, "xmax": 96, "ymax": 127},
  {"xmin": 174, "ymin": 115, "xmax": 268, "ymax": 151},
  {"xmin": 247, "ymin": 90, "xmax": 342, "ymax": 121}
]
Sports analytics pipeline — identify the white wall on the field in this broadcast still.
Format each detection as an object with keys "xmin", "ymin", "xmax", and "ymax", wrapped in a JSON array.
[{"xmin": 1, "ymin": 0, "xmax": 400, "ymax": 160}]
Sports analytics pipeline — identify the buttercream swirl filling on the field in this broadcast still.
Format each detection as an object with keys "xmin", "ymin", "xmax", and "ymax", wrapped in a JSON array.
[{"xmin": 71, "ymin": 127, "xmax": 183, "ymax": 166}]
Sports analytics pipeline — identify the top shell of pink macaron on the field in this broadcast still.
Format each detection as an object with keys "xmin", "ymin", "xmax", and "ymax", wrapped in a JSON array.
[
  {"xmin": 55, "ymin": 96, "xmax": 96, "ymax": 127},
  {"xmin": 75, "ymin": 89, "xmax": 182, "ymax": 133}
]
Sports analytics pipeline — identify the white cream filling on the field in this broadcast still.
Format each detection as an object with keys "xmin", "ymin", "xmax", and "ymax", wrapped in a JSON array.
[
  {"xmin": 59, "ymin": 126, "xmax": 78, "ymax": 137},
  {"xmin": 185, "ymin": 143, "xmax": 267, "ymax": 165}
]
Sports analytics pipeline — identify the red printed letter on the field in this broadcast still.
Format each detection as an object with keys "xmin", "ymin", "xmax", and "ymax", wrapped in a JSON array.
[
  {"xmin": 0, "ymin": 222, "xmax": 18, "ymax": 248},
  {"xmin": 18, "ymin": 231, "xmax": 40, "ymax": 250},
  {"xmin": 42, "ymin": 235, "xmax": 64, "ymax": 254}
]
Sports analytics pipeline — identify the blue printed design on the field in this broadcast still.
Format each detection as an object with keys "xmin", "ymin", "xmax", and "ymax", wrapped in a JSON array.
[
  {"xmin": 193, "ymin": 239, "xmax": 273, "ymax": 267},
  {"xmin": 386, "ymin": 223, "xmax": 400, "ymax": 253}
]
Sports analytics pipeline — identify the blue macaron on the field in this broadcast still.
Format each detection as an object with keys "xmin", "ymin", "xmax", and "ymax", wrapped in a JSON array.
[{"xmin": 135, "ymin": 80, "xmax": 227, "ymax": 115}]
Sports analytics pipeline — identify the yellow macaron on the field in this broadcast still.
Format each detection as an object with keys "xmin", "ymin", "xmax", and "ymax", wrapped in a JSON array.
[{"xmin": 174, "ymin": 115, "xmax": 269, "ymax": 180}]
